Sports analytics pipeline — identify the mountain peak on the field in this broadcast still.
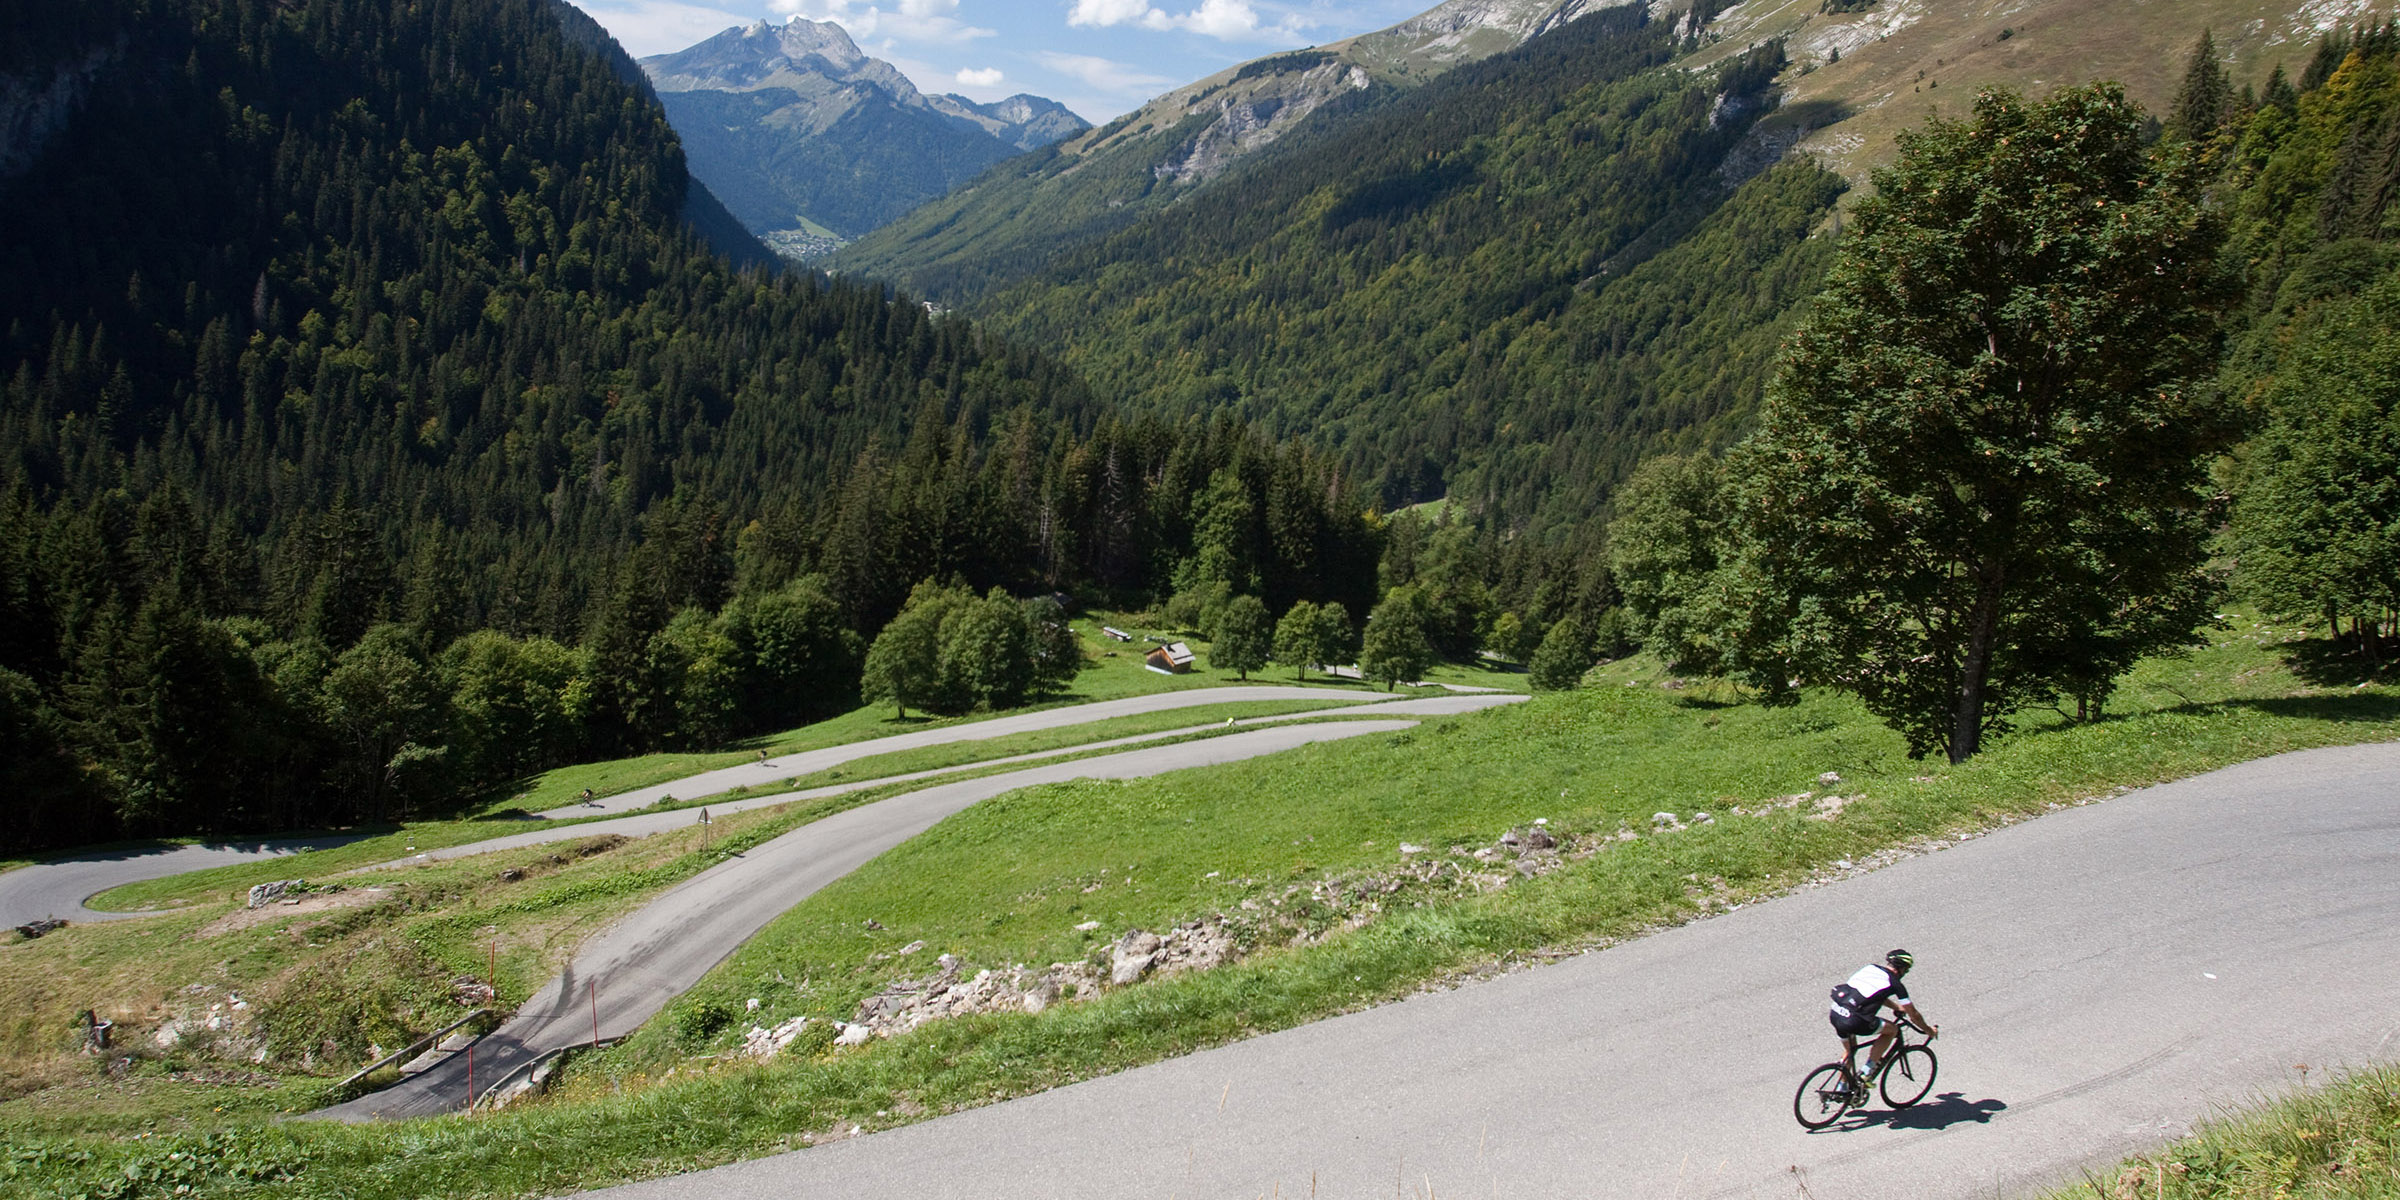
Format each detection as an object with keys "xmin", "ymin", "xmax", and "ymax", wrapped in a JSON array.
[
  {"xmin": 641, "ymin": 16, "xmax": 913, "ymax": 100},
  {"xmin": 640, "ymin": 20, "xmax": 1089, "ymax": 253}
]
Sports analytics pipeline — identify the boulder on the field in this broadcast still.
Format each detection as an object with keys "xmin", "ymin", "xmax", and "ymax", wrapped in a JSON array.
[
  {"xmin": 1111, "ymin": 930, "xmax": 1162, "ymax": 985},
  {"xmin": 1022, "ymin": 979, "xmax": 1060, "ymax": 1014},
  {"xmin": 246, "ymin": 880, "xmax": 301, "ymax": 908},
  {"xmin": 742, "ymin": 1015, "xmax": 811, "ymax": 1058}
]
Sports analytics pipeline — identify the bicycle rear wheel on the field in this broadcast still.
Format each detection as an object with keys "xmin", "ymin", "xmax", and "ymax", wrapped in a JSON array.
[
  {"xmin": 1880, "ymin": 1044, "xmax": 1938, "ymax": 1108},
  {"xmin": 1793, "ymin": 1062, "xmax": 1854, "ymax": 1129}
]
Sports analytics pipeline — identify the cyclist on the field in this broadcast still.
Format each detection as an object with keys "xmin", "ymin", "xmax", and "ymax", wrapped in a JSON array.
[{"xmin": 1828, "ymin": 948, "xmax": 1937, "ymax": 1086}]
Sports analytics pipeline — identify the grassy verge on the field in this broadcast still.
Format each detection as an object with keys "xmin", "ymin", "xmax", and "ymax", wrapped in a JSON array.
[
  {"xmin": 2041, "ymin": 1064, "xmax": 2400, "ymax": 1199},
  {"xmin": 3, "ymin": 619, "xmax": 2391, "ymax": 1198}
]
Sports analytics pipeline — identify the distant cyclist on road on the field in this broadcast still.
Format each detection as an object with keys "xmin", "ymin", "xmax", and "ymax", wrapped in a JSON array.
[{"xmin": 1828, "ymin": 948, "xmax": 1937, "ymax": 1084}]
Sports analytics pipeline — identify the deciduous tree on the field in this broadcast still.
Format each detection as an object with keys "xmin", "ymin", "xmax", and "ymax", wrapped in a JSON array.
[
  {"xmin": 1359, "ymin": 588, "xmax": 1433, "ymax": 691},
  {"xmin": 1721, "ymin": 84, "xmax": 2233, "ymax": 762},
  {"xmin": 1209, "ymin": 594, "xmax": 1272, "ymax": 680}
]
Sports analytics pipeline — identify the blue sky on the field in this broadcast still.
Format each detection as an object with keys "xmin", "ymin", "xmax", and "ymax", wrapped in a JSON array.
[{"xmin": 572, "ymin": 0, "xmax": 1431, "ymax": 121}]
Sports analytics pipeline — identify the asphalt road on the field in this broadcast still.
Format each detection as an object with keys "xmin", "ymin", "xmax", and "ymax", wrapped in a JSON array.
[
  {"xmin": 0, "ymin": 836, "xmax": 371, "ymax": 929},
  {"xmin": 308, "ymin": 717, "xmax": 1442, "ymax": 1121},
  {"xmin": 0, "ymin": 687, "xmax": 1496, "ymax": 928},
  {"xmin": 578, "ymin": 741, "xmax": 2400, "ymax": 1200},
  {"xmin": 541, "ymin": 686, "xmax": 1415, "ymax": 818}
]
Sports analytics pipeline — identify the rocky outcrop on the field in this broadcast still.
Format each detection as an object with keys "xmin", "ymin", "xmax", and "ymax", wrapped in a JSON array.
[
  {"xmin": 1152, "ymin": 62, "xmax": 1372, "ymax": 186},
  {"xmin": 150, "ymin": 983, "xmax": 267, "ymax": 1063}
]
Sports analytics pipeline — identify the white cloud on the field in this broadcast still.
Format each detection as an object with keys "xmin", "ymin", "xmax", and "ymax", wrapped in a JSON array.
[
  {"xmin": 1067, "ymin": 0, "xmax": 1154, "ymax": 27},
  {"xmin": 957, "ymin": 66, "xmax": 1005, "ymax": 86},
  {"xmin": 1035, "ymin": 50, "xmax": 1174, "ymax": 94},
  {"xmin": 1064, "ymin": 0, "xmax": 1304, "ymax": 41},
  {"xmin": 770, "ymin": 0, "xmax": 995, "ymax": 42}
]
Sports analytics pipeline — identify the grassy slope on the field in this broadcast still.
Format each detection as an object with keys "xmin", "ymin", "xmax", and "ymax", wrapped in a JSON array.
[
  {"xmin": 2040, "ymin": 1064, "xmax": 2400, "ymax": 1199},
  {"xmin": 1701, "ymin": 0, "xmax": 2355, "ymax": 186},
  {"xmin": 3, "ymin": 617, "xmax": 2392, "ymax": 1197}
]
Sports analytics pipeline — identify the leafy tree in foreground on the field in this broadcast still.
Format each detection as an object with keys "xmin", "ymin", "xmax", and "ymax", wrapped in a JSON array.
[
  {"xmin": 1359, "ymin": 589, "xmax": 1433, "ymax": 691},
  {"xmin": 937, "ymin": 588, "xmax": 1037, "ymax": 711},
  {"xmin": 1311, "ymin": 603, "xmax": 1358, "ymax": 676},
  {"xmin": 1720, "ymin": 84, "xmax": 2233, "ymax": 762},
  {"xmin": 1209, "ymin": 594, "xmax": 1272, "ymax": 681},
  {"xmin": 861, "ymin": 586, "xmax": 949, "ymax": 719}
]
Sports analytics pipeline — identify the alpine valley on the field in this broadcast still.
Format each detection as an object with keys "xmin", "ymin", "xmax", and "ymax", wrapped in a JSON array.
[
  {"xmin": 640, "ymin": 18, "xmax": 1090, "ymax": 259},
  {"xmin": 8, "ymin": 0, "xmax": 2400, "ymax": 1190}
]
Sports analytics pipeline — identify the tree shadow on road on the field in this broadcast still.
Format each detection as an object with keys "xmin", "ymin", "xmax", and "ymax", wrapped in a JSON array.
[{"xmin": 1844, "ymin": 1092, "xmax": 2007, "ymax": 1131}]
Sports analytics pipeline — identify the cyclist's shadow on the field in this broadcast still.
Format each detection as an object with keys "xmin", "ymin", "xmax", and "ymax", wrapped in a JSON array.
[{"xmin": 1845, "ymin": 1092, "xmax": 2006, "ymax": 1131}]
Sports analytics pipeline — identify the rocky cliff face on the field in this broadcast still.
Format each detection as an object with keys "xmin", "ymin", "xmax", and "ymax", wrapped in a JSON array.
[
  {"xmin": 1069, "ymin": 0, "xmax": 1609, "ymax": 189},
  {"xmin": 1345, "ymin": 0, "xmax": 1612, "ymax": 71},
  {"xmin": 1150, "ymin": 60, "xmax": 1374, "ymax": 186}
]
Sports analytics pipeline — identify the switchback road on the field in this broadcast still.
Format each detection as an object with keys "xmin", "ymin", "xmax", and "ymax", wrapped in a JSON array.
[
  {"xmin": 310, "ymin": 716, "xmax": 1462, "ymax": 1121},
  {"xmin": 0, "ymin": 687, "xmax": 1486, "ymax": 928},
  {"xmin": 580, "ymin": 741, "xmax": 2400, "ymax": 1200}
]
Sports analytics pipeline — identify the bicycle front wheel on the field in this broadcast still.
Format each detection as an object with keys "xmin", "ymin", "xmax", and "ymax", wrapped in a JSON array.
[
  {"xmin": 1793, "ymin": 1062, "xmax": 1853, "ymax": 1129},
  {"xmin": 1880, "ymin": 1044, "xmax": 1938, "ymax": 1108}
]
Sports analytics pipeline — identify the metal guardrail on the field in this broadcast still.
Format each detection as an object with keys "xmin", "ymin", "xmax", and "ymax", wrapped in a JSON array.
[
  {"xmin": 331, "ymin": 1008, "xmax": 489, "ymax": 1094},
  {"xmin": 470, "ymin": 1038, "xmax": 621, "ymax": 1111}
]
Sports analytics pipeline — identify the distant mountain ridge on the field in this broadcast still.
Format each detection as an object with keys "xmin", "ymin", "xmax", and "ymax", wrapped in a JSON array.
[
  {"xmin": 834, "ymin": 0, "xmax": 1614, "ymax": 299},
  {"xmin": 640, "ymin": 19, "xmax": 1088, "ymax": 257}
]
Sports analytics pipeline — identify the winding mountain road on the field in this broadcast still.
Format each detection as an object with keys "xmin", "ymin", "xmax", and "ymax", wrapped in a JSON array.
[
  {"xmin": 538, "ymin": 685, "xmax": 1429, "ymax": 819},
  {"xmin": 577, "ymin": 741, "xmax": 2400, "ymax": 1200},
  {"xmin": 311, "ymin": 715, "xmax": 1464, "ymax": 1121},
  {"xmin": 0, "ymin": 837, "xmax": 373, "ymax": 929},
  {"xmin": 0, "ymin": 686, "xmax": 1466, "ymax": 928}
]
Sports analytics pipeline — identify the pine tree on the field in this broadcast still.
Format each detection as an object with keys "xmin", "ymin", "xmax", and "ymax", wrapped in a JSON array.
[{"xmin": 2170, "ymin": 29, "xmax": 2233, "ymax": 142}]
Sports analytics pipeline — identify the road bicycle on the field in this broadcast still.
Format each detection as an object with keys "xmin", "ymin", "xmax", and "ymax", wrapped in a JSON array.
[{"xmin": 1792, "ymin": 1022, "xmax": 1938, "ymax": 1129}]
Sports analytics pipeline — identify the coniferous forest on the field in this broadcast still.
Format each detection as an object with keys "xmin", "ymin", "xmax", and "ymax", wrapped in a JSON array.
[
  {"xmin": 0, "ymin": 0, "xmax": 1376, "ymax": 853},
  {"xmin": 4, "ymin": 0, "xmax": 2400, "ymax": 856},
  {"xmin": 853, "ymin": 10, "xmax": 1850, "ymax": 534}
]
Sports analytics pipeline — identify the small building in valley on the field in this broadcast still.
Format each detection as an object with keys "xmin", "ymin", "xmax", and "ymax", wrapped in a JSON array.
[{"xmin": 1143, "ymin": 642, "xmax": 1196, "ymax": 674}]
